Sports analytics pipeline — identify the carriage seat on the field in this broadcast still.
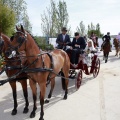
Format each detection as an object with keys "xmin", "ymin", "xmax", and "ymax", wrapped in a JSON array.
[{"xmin": 79, "ymin": 50, "xmax": 97, "ymax": 66}]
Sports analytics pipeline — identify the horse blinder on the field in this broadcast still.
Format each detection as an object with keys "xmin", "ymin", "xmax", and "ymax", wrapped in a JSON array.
[{"xmin": 17, "ymin": 36, "xmax": 25, "ymax": 44}]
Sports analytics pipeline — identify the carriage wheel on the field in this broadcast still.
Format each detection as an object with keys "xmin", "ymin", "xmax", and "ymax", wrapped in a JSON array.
[
  {"xmin": 93, "ymin": 58, "xmax": 100, "ymax": 78},
  {"xmin": 75, "ymin": 69, "xmax": 82, "ymax": 90}
]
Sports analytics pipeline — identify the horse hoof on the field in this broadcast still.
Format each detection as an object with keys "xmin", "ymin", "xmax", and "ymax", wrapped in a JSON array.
[
  {"xmin": 39, "ymin": 117, "xmax": 44, "ymax": 120},
  {"xmin": 63, "ymin": 95, "xmax": 67, "ymax": 100},
  {"xmin": 23, "ymin": 107, "xmax": 29, "ymax": 114},
  {"xmin": 48, "ymin": 94, "xmax": 51, "ymax": 98},
  {"xmin": 45, "ymin": 99, "xmax": 49, "ymax": 104},
  {"xmin": 105, "ymin": 60, "xmax": 107, "ymax": 63},
  {"xmin": 30, "ymin": 111, "xmax": 36, "ymax": 118},
  {"xmin": 11, "ymin": 109, "xmax": 17, "ymax": 115}
]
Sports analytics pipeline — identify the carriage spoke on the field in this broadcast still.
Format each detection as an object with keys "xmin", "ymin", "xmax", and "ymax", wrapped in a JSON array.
[
  {"xmin": 75, "ymin": 69, "xmax": 82, "ymax": 90},
  {"xmin": 93, "ymin": 58, "xmax": 100, "ymax": 78}
]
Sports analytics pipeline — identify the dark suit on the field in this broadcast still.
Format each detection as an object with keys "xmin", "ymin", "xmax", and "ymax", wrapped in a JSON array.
[
  {"xmin": 56, "ymin": 34, "xmax": 71, "ymax": 49},
  {"xmin": 71, "ymin": 37, "xmax": 86, "ymax": 64},
  {"xmin": 72, "ymin": 37, "xmax": 86, "ymax": 50},
  {"xmin": 102, "ymin": 35, "xmax": 111, "ymax": 42}
]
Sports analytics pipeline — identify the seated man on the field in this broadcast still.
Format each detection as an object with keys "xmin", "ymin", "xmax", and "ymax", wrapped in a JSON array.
[
  {"xmin": 56, "ymin": 27, "xmax": 71, "ymax": 50},
  {"xmin": 100, "ymin": 32, "xmax": 112, "ymax": 52},
  {"xmin": 70, "ymin": 32, "xmax": 86, "ymax": 66}
]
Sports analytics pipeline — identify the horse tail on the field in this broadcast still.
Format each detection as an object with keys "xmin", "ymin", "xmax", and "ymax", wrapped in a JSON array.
[
  {"xmin": 61, "ymin": 50, "xmax": 70, "ymax": 90},
  {"xmin": 61, "ymin": 71, "xmax": 66, "ymax": 90}
]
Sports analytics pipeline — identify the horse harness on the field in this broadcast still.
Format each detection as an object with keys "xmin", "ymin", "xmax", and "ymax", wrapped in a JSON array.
[
  {"xmin": 0, "ymin": 31, "xmax": 54, "ymax": 85},
  {"xmin": 0, "ymin": 36, "xmax": 4, "ymax": 54},
  {"xmin": 11, "ymin": 31, "xmax": 54, "ymax": 73}
]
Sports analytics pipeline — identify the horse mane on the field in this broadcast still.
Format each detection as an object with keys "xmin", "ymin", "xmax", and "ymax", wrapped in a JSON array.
[
  {"xmin": 26, "ymin": 31, "xmax": 40, "ymax": 48},
  {"xmin": 1, "ymin": 33, "xmax": 11, "ymax": 44}
]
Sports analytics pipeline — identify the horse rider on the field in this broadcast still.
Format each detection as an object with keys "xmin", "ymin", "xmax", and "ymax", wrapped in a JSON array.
[
  {"xmin": 56, "ymin": 27, "xmax": 71, "ymax": 50},
  {"xmin": 116, "ymin": 32, "xmax": 120, "ymax": 42},
  {"xmin": 89, "ymin": 32, "xmax": 99, "ymax": 48},
  {"xmin": 100, "ymin": 32, "xmax": 112, "ymax": 52},
  {"xmin": 70, "ymin": 32, "xmax": 86, "ymax": 67}
]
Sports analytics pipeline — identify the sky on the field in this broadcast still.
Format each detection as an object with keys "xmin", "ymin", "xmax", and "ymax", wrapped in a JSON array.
[{"xmin": 25, "ymin": 0, "xmax": 120, "ymax": 36}]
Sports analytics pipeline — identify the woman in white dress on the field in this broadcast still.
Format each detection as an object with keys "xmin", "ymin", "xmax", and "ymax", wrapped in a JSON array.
[{"xmin": 84, "ymin": 39, "xmax": 96, "ymax": 66}]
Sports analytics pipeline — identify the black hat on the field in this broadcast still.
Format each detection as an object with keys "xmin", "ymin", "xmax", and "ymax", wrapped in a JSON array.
[
  {"xmin": 61, "ymin": 27, "xmax": 67, "ymax": 32},
  {"xmin": 74, "ymin": 32, "xmax": 79, "ymax": 36},
  {"xmin": 107, "ymin": 32, "xmax": 110, "ymax": 34}
]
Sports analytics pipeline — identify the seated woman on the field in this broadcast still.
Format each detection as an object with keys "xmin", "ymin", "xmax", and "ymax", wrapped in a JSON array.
[{"xmin": 84, "ymin": 39, "xmax": 97, "ymax": 66}]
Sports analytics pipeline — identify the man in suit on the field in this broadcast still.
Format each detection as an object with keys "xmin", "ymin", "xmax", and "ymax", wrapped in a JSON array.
[
  {"xmin": 71, "ymin": 32, "xmax": 86, "ymax": 66},
  {"xmin": 56, "ymin": 27, "xmax": 71, "ymax": 50}
]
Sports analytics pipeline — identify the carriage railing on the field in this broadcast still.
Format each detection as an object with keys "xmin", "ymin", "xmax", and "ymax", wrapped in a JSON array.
[{"xmin": 78, "ymin": 50, "xmax": 99, "ymax": 66}]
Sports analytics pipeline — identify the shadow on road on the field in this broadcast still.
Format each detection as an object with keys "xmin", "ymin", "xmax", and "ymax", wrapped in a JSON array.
[{"xmin": 0, "ymin": 77, "xmax": 77, "ymax": 120}]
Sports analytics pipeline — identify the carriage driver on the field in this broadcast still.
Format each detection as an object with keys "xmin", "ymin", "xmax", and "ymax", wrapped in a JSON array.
[
  {"xmin": 100, "ymin": 32, "xmax": 112, "ymax": 52},
  {"xmin": 56, "ymin": 27, "xmax": 71, "ymax": 50}
]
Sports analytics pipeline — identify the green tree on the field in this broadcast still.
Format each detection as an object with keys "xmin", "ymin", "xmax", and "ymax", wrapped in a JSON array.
[
  {"xmin": 76, "ymin": 21, "xmax": 86, "ymax": 36},
  {"xmin": 87, "ymin": 22, "xmax": 103, "ymax": 37},
  {"xmin": 55, "ymin": 0, "xmax": 70, "ymax": 34},
  {"xmin": 34, "ymin": 36, "xmax": 54, "ymax": 50},
  {"xmin": 41, "ymin": 0, "xmax": 56, "ymax": 37},
  {"xmin": 0, "ymin": 2, "xmax": 16, "ymax": 36},
  {"xmin": 41, "ymin": 0, "xmax": 71, "ymax": 37},
  {"xmin": 1, "ymin": 0, "xmax": 32, "ymax": 32}
]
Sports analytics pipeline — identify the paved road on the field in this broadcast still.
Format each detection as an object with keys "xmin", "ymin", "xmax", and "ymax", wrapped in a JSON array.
[{"xmin": 0, "ymin": 50, "xmax": 120, "ymax": 120}]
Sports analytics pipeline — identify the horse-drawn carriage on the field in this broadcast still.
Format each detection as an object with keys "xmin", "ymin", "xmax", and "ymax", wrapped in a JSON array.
[
  {"xmin": 68, "ymin": 49, "xmax": 100, "ymax": 89},
  {"xmin": 0, "ymin": 25, "xmax": 100, "ymax": 120}
]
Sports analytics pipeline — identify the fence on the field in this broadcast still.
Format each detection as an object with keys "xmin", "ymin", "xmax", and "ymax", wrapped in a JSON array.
[{"xmin": 49, "ymin": 38, "xmax": 115, "ymax": 50}]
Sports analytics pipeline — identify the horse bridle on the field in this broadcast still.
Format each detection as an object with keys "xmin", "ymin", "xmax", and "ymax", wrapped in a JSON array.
[
  {"xmin": 15, "ymin": 31, "xmax": 27, "ymax": 49},
  {"xmin": 9, "ymin": 31, "xmax": 27, "ymax": 52}
]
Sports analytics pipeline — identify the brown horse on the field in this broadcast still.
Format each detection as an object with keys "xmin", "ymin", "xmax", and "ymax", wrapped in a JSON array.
[
  {"xmin": 113, "ymin": 38, "xmax": 120, "ymax": 57},
  {"xmin": 103, "ymin": 41, "xmax": 110, "ymax": 63},
  {"xmin": 0, "ymin": 33, "xmax": 29, "ymax": 115},
  {"xmin": 6, "ymin": 25, "xmax": 70, "ymax": 120}
]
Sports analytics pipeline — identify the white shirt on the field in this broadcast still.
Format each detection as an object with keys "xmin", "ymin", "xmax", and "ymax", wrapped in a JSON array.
[{"xmin": 62, "ymin": 34, "xmax": 66, "ymax": 41}]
